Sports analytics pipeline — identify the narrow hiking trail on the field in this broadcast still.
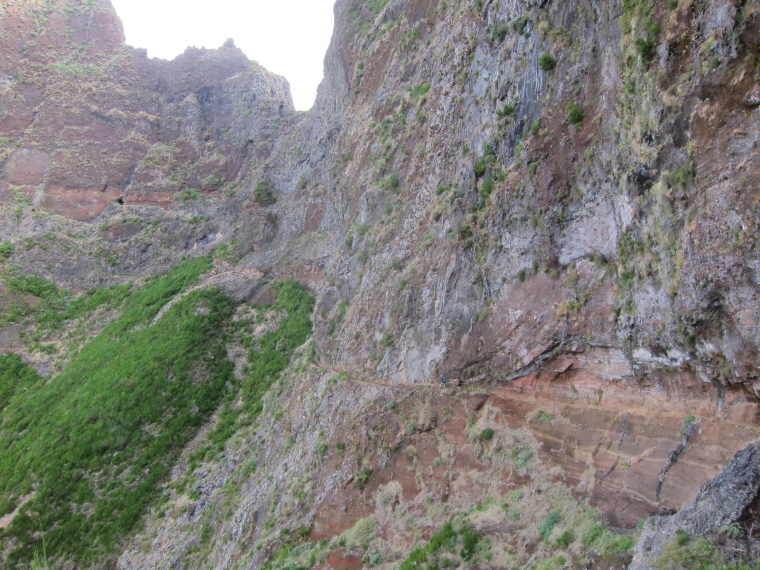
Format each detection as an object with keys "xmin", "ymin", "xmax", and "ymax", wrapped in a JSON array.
[
  {"xmin": 310, "ymin": 360, "xmax": 487, "ymax": 393},
  {"xmin": 151, "ymin": 267, "xmax": 255, "ymax": 325}
]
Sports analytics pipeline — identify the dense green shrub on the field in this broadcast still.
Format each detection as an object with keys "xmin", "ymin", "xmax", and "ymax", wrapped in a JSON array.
[
  {"xmin": 255, "ymin": 181, "xmax": 276, "ymax": 206},
  {"xmin": 566, "ymin": 103, "xmax": 584, "ymax": 124},
  {"xmin": 654, "ymin": 536, "xmax": 723, "ymax": 569},
  {"xmin": 479, "ymin": 428, "xmax": 495, "ymax": 441},
  {"xmin": 497, "ymin": 101, "xmax": 517, "ymax": 118},
  {"xmin": 680, "ymin": 414, "xmax": 697, "ymax": 435},
  {"xmin": 635, "ymin": 37, "xmax": 656, "ymax": 63},
  {"xmin": 7, "ymin": 274, "xmax": 61, "ymax": 299},
  {"xmin": 367, "ymin": 0, "xmax": 390, "ymax": 15},
  {"xmin": 583, "ymin": 522, "xmax": 605, "ymax": 545},
  {"xmin": 481, "ymin": 178, "xmax": 494, "ymax": 198},
  {"xmin": 0, "ymin": 241, "xmax": 13, "ymax": 259},
  {"xmin": 175, "ymin": 188, "xmax": 199, "ymax": 202},
  {"xmin": 459, "ymin": 526, "xmax": 479, "ymax": 560},
  {"xmin": 635, "ymin": 19, "xmax": 661, "ymax": 65},
  {"xmin": 539, "ymin": 510, "xmax": 562, "ymax": 540},
  {"xmin": 538, "ymin": 53, "xmax": 556, "ymax": 70}
]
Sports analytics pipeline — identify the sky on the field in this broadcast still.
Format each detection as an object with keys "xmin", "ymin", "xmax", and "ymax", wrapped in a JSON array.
[{"xmin": 109, "ymin": 0, "xmax": 336, "ymax": 111}]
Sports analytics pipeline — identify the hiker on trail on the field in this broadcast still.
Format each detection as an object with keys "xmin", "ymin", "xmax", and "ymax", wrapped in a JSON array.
[
  {"xmin": 456, "ymin": 376, "xmax": 462, "ymax": 388},
  {"xmin": 440, "ymin": 375, "xmax": 447, "ymax": 387}
]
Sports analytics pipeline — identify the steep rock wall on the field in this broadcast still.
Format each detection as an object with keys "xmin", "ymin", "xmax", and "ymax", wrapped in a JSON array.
[
  {"xmin": 0, "ymin": 0, "xmax": 293, "ymax": 219},
  {"xmin": 1, "ymin": 0, "xmax": 760, "ymax": 567}
]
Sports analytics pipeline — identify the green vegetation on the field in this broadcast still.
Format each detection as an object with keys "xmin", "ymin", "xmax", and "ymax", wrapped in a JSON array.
[
  {"xmin": 479, "ymin": 428, "xmax": 495, "ymax": 441},
  {"xmin": 669, "ymin": 164, "xmax": 694, "ymax": 189},
  {"xmin": 555, "ymin": 529, "xmax": 575, "ymax": 548},
  {"xmin": 654, "ymin": 535, "xmax": 721, "ymax": 569},
  {"xmin": 679, "ymin": 414, "xmax": 697, "ymax": 435},
  {"xmin": 7, "ymin": 274, "xmax": 61, "ymax": 299},
  {"xmin": 379, "ymin": 173, "xmax": 400, "ymax": 193},
  {"xmin": 175, "ymin": 188, "xmax": 199, "ymax": 202},
  {"xmin": 436, "ymin": 183, "xmax": 452, "ymax": 195},
  {"xmin": 532, "ymin": 411, "xmax": 556, "ymax": 423},
  {"xmin": 255, "ymin": 181, "xmax": 276, "ymax": 206},
  {"xmin": 400, "ymin": 521, "xmax": 482, "ymax": 569},
  {"xmin": 367, "ymin": 0, "xmax": 390, "ymax": 15},
  {"xmin": 205, "ymin": 281, "xmax": 314, "ymax": 447},
  {"xmin": 0, "ymin": 240, "xmax": 13, "ymax": 259},
  {"xmin": 621, "ymin": 0, "xmax": 662, "ymax": 67},
  {"xmin": 566, "ymin": 103, "xmax": 584, "ymax": 124},
  {"xmin": 409, "ymin": 82, "xmax": 432, "ymax": 99},
  {"xmin": 1, "ymin": 273, "xmax": 132, "ymax": 339},
  {"xmin": 508, "ymin": 443, "xmax": 533, "ymax": 467},
  {"xmin": 538, "ymin": 53, "xmax": 556, "ymax": 71},
  {"xmin": 475, "ymin": 142, "xmax": 496, "ymax": 178},
  {"xmin": 492, "ymin": 22, "xmax": 510, "ymax": 43},
  {"xmin": 356, "ymin": 467, "xmax": 373, "ymax": 492},
  {"xmin": 634, "ymin": 18, "xmax": 661, "ymax": 65},
  {"xmin": 478, "ymin": 176, "xmax": 495, "ymax": 209},
  {"xmin": 539, "ymin": 510, "xmax": 562, "ymax": 540},
  {"xmin": 583, "ymin": 522, "xmax": 635, "ymax": 555},
  {"xmin": 213, "ymin": 241, "xmax": 238, "ymax": 264},
  {"xmin": 0, "ymin": 354, "xmax": 41, "ymax": 415},
  {"xmin": 0, "ymin": 256, "xmax": 314, "ymax": 567},
  {"xmin": 497, "ymin": 101, "xmax": 517, "ymax": 118},
  {"xmin": 0, "ymin": 257, "xmax": 238, "ymax": 566}
]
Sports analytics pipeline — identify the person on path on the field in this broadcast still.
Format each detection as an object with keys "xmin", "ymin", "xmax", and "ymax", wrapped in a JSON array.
[
  {"xmin": 457, "ymin": 376, "xmax": 462, "ymax": 388},
  {"xmin": 440, "ymin": 375, "xmax": 447, "ymax": 387}
]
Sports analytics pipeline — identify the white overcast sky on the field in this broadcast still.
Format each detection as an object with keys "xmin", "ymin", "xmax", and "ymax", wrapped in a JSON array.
[{"xmin": 110, "ymin": 0, "xmax": 336, "ymax": 110}]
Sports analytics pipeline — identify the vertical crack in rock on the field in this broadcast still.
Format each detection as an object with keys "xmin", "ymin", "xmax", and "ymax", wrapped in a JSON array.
[
  {"xmin": 598, "ymin": 412, "xmax": 630, "ymax": 486},
  {"xmin": 655, "ymin": 419, "xmax": 700, "ymax": 503}
]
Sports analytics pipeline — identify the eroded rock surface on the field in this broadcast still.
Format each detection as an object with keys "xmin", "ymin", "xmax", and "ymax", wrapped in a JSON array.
[{"xmin": 631, "ymin": 444, "xmax": 760, "ymax": 569}]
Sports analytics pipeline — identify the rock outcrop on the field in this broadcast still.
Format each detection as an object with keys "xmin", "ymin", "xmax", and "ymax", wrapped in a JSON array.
[{"xmin": 631, "ymin": 443, "xmax": 760, "ymax": 569}]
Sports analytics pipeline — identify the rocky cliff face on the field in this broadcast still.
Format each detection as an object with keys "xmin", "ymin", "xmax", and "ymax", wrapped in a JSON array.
[
  {"xmin": 2, "ymin": 0, "xmax": 760, "ymax": 568},
  {"xmin": 0, "ymin": 0, "xmax": 296, "ymax": 291}
]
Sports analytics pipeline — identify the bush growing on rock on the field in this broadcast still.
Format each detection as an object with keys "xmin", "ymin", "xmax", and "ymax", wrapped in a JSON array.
[
  {"xmin": 255, "ymin": 181, "xmax": 276, "ymax": 206},
  {"xmin": 0, "ymin": 241, "xmax": 13, "ymax": 259},
  {"xmin": 538, "ymin": 53, "xmax": 556, "ymax": 70},
  {"xmin": 175, "ymin": 188, "xmax": 198, "ymax": 202},
  {"xmin": 479, "ymin": 428, "xmax": 495, "ymax": 441},
  {"xmin": 566, "ymin": 103, "xmax": 584, "ymax": 124}
]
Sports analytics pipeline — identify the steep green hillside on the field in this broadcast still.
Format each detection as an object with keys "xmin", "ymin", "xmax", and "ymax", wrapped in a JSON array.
[{"xmin": 0, "ymin": 257, "xmax": 314, "ymax": 567}]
